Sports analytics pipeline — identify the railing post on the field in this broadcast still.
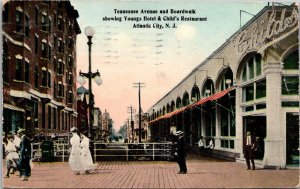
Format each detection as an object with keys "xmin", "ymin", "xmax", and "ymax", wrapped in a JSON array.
[
  {"xmin": 153, "ymin": 143, "xmax": 155, "ymax": 161},
  {"xmin": 62, "ymin": 144, "xmax": 65, "ymax": 162},
  {"xmin": 94, "ymin": 142, "xmax": 96, "ymax": 163}
]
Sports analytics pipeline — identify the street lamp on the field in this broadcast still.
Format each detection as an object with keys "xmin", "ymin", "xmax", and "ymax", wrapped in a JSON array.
[{"xmin": 77, "ymin": 26, "xmax": 102, "ymax": 160}]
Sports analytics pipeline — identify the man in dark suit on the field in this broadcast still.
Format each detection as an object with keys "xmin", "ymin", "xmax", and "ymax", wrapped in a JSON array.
[
  {"xmin": 17, "ymin": 128, "xmax": 32, "ymax": 181},
  {"xmin": 174, "ymin": 131, "xmax": 187, "ymax": 174},
  {"xmin": 244, "ymin": 131, "xmax": 257, "ymax": 170}
]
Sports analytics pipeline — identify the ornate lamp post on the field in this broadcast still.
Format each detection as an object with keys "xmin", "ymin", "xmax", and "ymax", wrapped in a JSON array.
[{"xmin": 77, "ymin": 26, "xmax": 102, "ymax": 160}]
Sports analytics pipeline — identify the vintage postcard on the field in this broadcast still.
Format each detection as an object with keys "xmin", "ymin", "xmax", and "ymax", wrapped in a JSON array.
[{"xmin": 1, "ymin": 0, "xmax": 299, "ymax": 188}]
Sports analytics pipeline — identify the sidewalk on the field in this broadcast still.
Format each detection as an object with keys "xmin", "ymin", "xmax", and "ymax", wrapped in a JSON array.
[{"xmin": 3, "ymin": 155, "xmax": 299, "ymax": 188}]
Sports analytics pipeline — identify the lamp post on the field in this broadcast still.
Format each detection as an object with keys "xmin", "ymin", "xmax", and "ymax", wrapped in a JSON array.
[{"xmin": 77, "ymin": 26, "xmax": 102, "ymax": 161}]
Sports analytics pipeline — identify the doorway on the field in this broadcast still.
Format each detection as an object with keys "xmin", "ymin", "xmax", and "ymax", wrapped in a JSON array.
[
  {"xmin": 243, "ymin": 116, "xmax": 266, "ymax": 160},
  {"xmin": 286, "ymin": 113, "xmax": 299, "ymax": 165}
]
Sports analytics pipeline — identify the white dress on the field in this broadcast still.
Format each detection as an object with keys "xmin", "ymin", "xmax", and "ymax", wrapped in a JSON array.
[
  {"xmin": 80, "ymin": 135, "xmax": 97, "ymax": 171},
  {"xmin": 5, "ymin": 140, "xmax": 19, "ymax": 167},
  {"xmin": 68, "ymin": 133, "xmax": 83, "ymax": 172}
]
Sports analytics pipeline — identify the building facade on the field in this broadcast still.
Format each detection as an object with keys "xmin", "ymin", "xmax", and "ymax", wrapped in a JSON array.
[
  {"xmin": 2, "ymin": 1, "xmax": 81, "ymax": 137},
  {"xmin": 147, "ymin": 4, "xmax": 299, "ymax": 168},
  {"xmin": 77, "ymin": 86, "xmax": 88, "ymax": 134}
]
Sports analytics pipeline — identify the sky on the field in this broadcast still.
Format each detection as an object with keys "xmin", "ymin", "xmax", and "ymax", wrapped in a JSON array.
[{"xmin": 70, "ymin": 0, "xmax": 270, "ymax": 131}]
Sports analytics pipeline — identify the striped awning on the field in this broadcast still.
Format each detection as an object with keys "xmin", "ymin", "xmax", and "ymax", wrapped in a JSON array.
[
  {"xmin": 148, "ymin": 87, "xmax": 235, "ymax": 124},
  {"xmin": 3, "ymin": 103, "xmax": 25, "ymax": 112}
]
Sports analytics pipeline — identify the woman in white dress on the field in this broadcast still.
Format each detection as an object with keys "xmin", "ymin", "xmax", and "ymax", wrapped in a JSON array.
[
  {"xmin": 3, "ymin": 135, "xmax": 19, "ymax": 178},
  {"xmin": 80, "ymin": 134, "xmax": 97, "ymax": 173},
  {"xmin": 68, "ymin": 127, "xmax": 83, "ymax": 175}
]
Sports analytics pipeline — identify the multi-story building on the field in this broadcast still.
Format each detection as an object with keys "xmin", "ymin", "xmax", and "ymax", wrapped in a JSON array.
[
  {"xmin": 101, "ymin": 109, "xmax": 112, "ymax": 142},
  {"xmin": 2, "ymin": 1, "xmax": 81, "ymax": 137},
  {"xmin": 93, "ymin": 107, "xmax": 102, "ymax": 141},
  {"xmin": 133, "ymin": 112, "xmax": 149, "ymax": 142},
  {"xmin": 147, "ymin": 4, "xmax": 299, "ymax": 168},
  {"xmin": 77, "ymin": 86, "xmax": 88, "ymax": 134}
]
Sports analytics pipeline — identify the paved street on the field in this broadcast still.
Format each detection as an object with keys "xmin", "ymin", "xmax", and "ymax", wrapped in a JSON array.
[{"xmin": 3, "ymin": 155, "xmax": 299, "ymax": 188}]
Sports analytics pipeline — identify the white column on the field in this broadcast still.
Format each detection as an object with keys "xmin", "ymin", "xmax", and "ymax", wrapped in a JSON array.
[
  {"xmin": 215, "ymin": 104, "xmax": 221, "ymax": 149},
  {"xmin": 263, "ymin": 62, "xmax": 285, "ymax": 168},
  {"xmin": 235, "ymin": 86, "xmax": 244, "ymax": 156}
]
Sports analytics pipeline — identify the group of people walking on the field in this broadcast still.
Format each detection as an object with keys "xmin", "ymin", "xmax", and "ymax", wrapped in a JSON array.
[
  {"xmin": 3, "ymin": 128, "xmax": 32, "ymax": 181},
  {"xmin": 68, "ymin": 127, "xmax": 97, "ymax": 175}
]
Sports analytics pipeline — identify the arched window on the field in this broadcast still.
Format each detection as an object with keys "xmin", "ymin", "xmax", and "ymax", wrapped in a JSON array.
[
  {"xmin": 282, "ymin": 50, "xmax": 299, "ymax": 95},
  {"xmin": 240, "ymin": 53, "xmax": 266, "ymax": 111},
  {"xmin": 176, "ymin": 97, "xmax": 182, "ymax": 108},
  {"xmin": 202, "ymin": 79, "xmax": 214, "ymax": 97},
  {"xmin": 182, "ymin": 92, "xmax": 189, "ymax": 106},
  {"xmin": 170, "ymin": 101, "xmax": 175, "ymax": 111},
  {"xmin": 191, "ymin": 84, "xmax": 200, "ymax": 102}
]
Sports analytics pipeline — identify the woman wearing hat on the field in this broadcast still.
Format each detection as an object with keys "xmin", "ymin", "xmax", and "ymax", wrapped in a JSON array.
[{"xmin": 68, "ymin": 127, "xmax": 83, "ymax": 175}]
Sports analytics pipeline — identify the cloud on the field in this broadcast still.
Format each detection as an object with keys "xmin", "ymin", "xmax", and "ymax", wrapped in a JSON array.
[{"xmin": 175, "ymin": 24, "xmax": 197, "ymax": 41}]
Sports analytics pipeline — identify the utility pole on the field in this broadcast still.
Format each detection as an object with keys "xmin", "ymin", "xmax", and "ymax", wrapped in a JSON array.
[
  {"xmin": 133, "ymin": 82, "xmax": 145, "ymax": 143},
  {"xmin": 127, "ymin": 105, "xmax": 136, "ymax": 143}
]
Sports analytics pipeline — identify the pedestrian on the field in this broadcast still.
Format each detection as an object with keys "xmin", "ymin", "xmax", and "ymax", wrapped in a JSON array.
[
  {"xmin": 244, "ymin": 131, "xmax": 257, "ymax": 170},
  {"xmin": 16, "ymin": 128, "xmax": 32, "ymax": 181},
  {"xmin": 80, "ymin": 133, "xmax": 97, "ymax": 173},
  {"xmin": 68, "ymin": 127, "xmax": 83, "ymax": 175},
  {"xmin": 197, "ymin": 136, "xmax": 205, "ymax": 156},
  {"xmin": 3, "ymin": 134, "xmax": 19, "ymax": 178},
  {"xmin": 174, "ymin": 130, "xmax": 187, "ymax": 174}
]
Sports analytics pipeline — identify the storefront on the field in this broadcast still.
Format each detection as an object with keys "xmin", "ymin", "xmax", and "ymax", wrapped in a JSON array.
[{"xmin": 147, "ymin": 4, "xmax": 299, "ymax": 168}]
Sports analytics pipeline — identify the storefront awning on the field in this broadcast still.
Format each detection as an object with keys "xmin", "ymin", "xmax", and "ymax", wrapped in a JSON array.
[
  {"xmin": 148, "ymin": 87, "xmax": 235, "ymax": 124},
  {"xmin": 3, "ymin": 103, "xmax": 25, "ymax": 112}
]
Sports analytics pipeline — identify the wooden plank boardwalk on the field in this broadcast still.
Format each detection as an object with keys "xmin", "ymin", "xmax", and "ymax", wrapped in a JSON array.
[{"xmin": 3, "ymin": 156, "xmax": 299, "ymax": 188}]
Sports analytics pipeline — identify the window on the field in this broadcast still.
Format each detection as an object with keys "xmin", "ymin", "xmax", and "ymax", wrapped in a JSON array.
[
  {"xmin": 34, "ymin": 66, "xmax": 39, "ymax": 88},
  {"xmin": 47, "ymin": 71, "xmax": 51, "ymax": 88},
  {"xmin": 54, "ymin": 36, "xmax": 57, "ymax": 49},
  {"xmin": 282, "ymin": 76, "xmax": 299, "ymax": 95},
  {"xmin": 48, "ymin": 45, "xmax": 51, "ymax": 60},
  {"xmin": 57, "ymin": 61, "xmax": 63, "ymax": 74},
  {"xmin": 16, "ymin": 11, "xmax": 23, "ymax": 33},
  {"xmin": 58, "ymin": 40, "xmax": 63, "ymax": 53},
  {"xmin": 16, "ymin": 59, "xmax": 23, "ymax": 81},
  {"xmin": 48, "ymin": 105, "xmax": 52, "ymax": 130},
  {"xmin": 25, "ymin": 15, "xmax": 30, "ymax": 37},
  {"xmin": 54, "ymin": 13, "xmax": 57, "ymax": 26},
  {"xmin": 68, "ymin": 56, "xmax": 73, "ymax": 67},
  {"xmin": 53, "ymin": 107, "xmax": 57, "ymax": 130},
  {"xmin": 57, "ymin": 17, "xmax": 63, "ymax": 31},
  {"xmin": 25, "ymin": 61, "xmax": 30, "ymax": 83},
  {"xmin": 256, "ymin": 79, "xmax": 266, "ymax": 99},
  {"xmin": 68, "ymin": 74, "xmax": 73, "ymax": 85},
  {"xmin": 49, "ymin": 19, "xmax": 51, "ymax": 33},
  {"xmin": 68, "ymin": 38, "xmax": 74, "ymax": 49},
  {"xmin": 35, "ymin": 36, "xmax": 38, "ymax": 54},
  {"xmin": 42, "ymin": 70, "xmax": 47, "ymax": 87},
  {"xmin": 35, "ymin": 7, "xmax": 39, "ymax": 26},
  {"xmin": 241, "ymin": 53, "xmax": 262, "ymax": 81},
  {"xmin": 283, "ymin": 51, "xmax": 299, "ymax": 69},
  {"xmin": 243, "ymin": 84, "xmax": 254, "ymax": 102},
  {"xmin": 68, "ymin": 92, "xmax": 73, "ymax": 103},
  {"xmin": 58, "ymin": 83, "xmax": 64, "ymax": 97},
  {"xmin": 41, "ymin": 14, "xmax": 47, "ymax": 31},
  {"xmin": 41, "ymin": 42, "xmax": 47, "ymax": 58}
]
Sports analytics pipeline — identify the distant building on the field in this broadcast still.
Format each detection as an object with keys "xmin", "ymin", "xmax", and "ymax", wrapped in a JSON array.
[
  {"xmin": 101, "ymin": 109, "xmax": 112, "ymax": 142},
  {"xmin": 133, "ymin": 111, "xmax": 149, "ymax": 142},
  {"xmin": 2, "ymin": 1, "xmax": 81, "ymax": 136}
]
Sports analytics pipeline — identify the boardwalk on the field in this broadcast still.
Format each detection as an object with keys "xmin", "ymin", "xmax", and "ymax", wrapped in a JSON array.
[{"xmin": 3, "ymin": 155, "xmax": 299, "ymax": 188}]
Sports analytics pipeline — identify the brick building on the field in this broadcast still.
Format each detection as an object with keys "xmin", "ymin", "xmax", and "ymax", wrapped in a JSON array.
[{"xmin": 2, "ymin": 1, "xmax": 81, "ymax": 137}]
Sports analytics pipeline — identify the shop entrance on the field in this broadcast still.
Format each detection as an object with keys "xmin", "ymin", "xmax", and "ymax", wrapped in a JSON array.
[
  {"xmin": 286, "ymin": 113, "xmax": 299, "ymax": 165},
  {"xmin": 243, "ymin": 116, "xmax": 266, "ymax": 160}
]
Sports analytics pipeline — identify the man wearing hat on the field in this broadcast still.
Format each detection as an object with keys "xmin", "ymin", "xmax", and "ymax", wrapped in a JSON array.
[
  {"xmin": 174, "ymin": 130, "xmax": 187, "ymax": 174},
  {"xmin": 16, "ymin": 128, "xmax": 31, "ymax": 181}
]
